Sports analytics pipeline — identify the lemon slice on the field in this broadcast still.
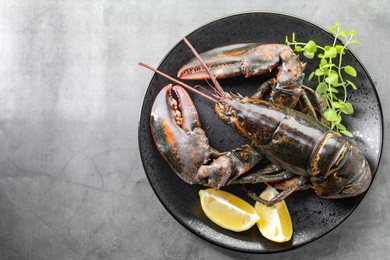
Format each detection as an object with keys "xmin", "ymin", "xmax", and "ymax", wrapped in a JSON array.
[
  {"xmin": 255, "ymin": 186, "xmax": 293, "ymax": 243},
  {"xmin": 199, "ymin": 188, "xmax": 260, "ymax": 232}
]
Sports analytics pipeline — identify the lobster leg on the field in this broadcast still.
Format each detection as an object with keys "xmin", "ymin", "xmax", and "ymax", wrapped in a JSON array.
[
  {"xmin": 232, "ymin": 170, "xmax": 295, "ymax": 184},
  {"xmin": 302, "ymin": 85, "xmax": 327, "ymax": 124},
  {"xmin": 252, "ymin": 81, "xmax": 326, "ymax": 123},
  {"xmin": 251, "ymin": 79, "xmax": 273, "ymax": 100},
  {"xmin": 247, "ymin": 176, "xmax": 309, "ymax": 207},
  {"xmin": 300, "ymin": 90, "xmax": 318, "ymax": 120}
]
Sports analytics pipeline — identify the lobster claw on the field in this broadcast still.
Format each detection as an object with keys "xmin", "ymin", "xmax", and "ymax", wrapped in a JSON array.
[
  {"xmin": 178, "ymin": 43, "xmax": 260, "ymax": 80},
  {"xmin": 177, "ymin": 43, "xmax": 304, "ymax": 85},
  {"xmin": 151, "ymin": 84, "xmax": 264, "ymax": 189},
  {"xmin": 150, "ymin": 84, "xmax": 211, "ymax": 185}
]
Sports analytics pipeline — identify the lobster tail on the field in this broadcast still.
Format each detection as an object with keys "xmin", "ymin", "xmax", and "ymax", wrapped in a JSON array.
[{"xmin": 310, "ymin": 133, "xmax": 371, "ymax": 198}]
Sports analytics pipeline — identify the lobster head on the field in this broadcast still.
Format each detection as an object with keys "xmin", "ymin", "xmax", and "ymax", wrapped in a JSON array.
[{"xmin": 276, "ymin": 53, "xmax": 306, "ymax": 87}]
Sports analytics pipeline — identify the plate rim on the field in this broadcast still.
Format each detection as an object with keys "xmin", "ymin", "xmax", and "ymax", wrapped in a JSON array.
[{"xmin": 138, "ymin": 11, "xmax": 384, "ymax": 253}]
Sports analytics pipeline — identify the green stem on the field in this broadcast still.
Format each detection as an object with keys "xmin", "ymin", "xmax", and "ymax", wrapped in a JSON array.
[
  {"xmin": 287, "ymin": 41, "xmax": 326, "ymax": 52},
  {"xmin": 327, "ymin": 57, "xmax": 334, "ymax": 104},
  {"xmin": 343, "ymin": 85, "xmax": 348, "ymax": 102},
  {"xmin": 332, "ymin": 25, "xmax": 340, "ymax": 46}
]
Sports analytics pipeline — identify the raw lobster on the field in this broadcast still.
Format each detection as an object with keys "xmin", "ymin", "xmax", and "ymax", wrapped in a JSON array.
[{"xmin": 139, "ymin": 38, "xmax": 371, "ymax": 206}]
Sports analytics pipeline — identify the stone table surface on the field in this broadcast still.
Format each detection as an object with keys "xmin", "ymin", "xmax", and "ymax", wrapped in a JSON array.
[{"xmin": 0, "ymin": 1, "xmax": 389, "ymax": 259}]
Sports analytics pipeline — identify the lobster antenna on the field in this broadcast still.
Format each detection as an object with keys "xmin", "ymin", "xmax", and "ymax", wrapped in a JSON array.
[
  {"xmin": 138, "ymin": 62, "xmax": 218, "ymax": 103},
  {"xmin": 182, "ymin": 37, "xmax": 226, "ymax": 98},
  {"xmin": 194, "ymin": 84, "xmax": 215, "ymax": 97}
]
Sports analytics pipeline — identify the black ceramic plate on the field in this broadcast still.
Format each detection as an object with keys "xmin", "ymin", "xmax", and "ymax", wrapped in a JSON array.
[{"xmin": 138, "ymin": 12, "xmax": 383, "ymax": 253}]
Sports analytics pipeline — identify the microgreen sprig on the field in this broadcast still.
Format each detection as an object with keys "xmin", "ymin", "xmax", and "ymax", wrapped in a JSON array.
[{"xmin": 286, "ymin": 22, "xmax": 361, "ymax": 137}]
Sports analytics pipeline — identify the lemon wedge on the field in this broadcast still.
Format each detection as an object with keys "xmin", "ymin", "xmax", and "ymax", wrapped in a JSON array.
[
  {"xmin": 199, "ymin": 188, "xmax": 260, "ymax": 232},
  {"xmin": 254, "ymin": 186, "xmax": 293, "ymax": 243}
]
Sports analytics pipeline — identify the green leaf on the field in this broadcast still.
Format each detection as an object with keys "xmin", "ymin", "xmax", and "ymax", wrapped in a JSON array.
[
  {"xmin": 316, "ymin": 82, "xmax": 328, "ymax": 94},
  {"xmin": 335, "ymin": 45, "xmax": 346, "ymax": 54},
  {"xmin": 341, "ymin": 102, "xmax": 354, "ymax": 114},
  {"xmin": 321, "ymin": 64, "xmax": 336, "ymax": 69},
  {"xmin": 337, "ymin": 123, "xmax": 346, "ymax": 131},
  {"xmin": 334, "ymin": 22, "xmax": 341, "ymax": 27},
  {"xmin": 344, "ymin": 65, "xmax": 357, "ymax": 77},
  {"xmin": 321, "ymin": 66, "xmax": 330, "ymax": 75},
  {"xmin": 304, "ymin": 40, "xmax": 317, "ymax": 53},
  {"xmin": 320, "ymin": 58, "xmax": 328, "ymax": 67},
  {"xmin": 334, "ymin": 100, "xmax": 346, "ymax": 109},
  {"xmin": 285, "ymin": 36, "xmax": 289, "ymax": 44},
  {"xmin": 341, "ymin": 130, "xmax": 353, "ymax": 137},
  {"xmin": 304, "ymin": 51, "xmax": 314, "ymax": 59},
  {"xmin": 315, "ymin": 68, "xmax": 325, "ymax": 76},
  {"xmin": 318, "ymin": 53, "xmax": 324, "ymax": 58},
  {"xmin": 324, "ymin": 47, "xmax": 338, "ymax": 58},
  {"xmin": 308, "ymin": 71, "xmax": 315, "ymax": 81},
  {"xmin": 333, "ymin": 82, "xmax": 345, "ymax": 87},
  {"xmin": 294, "ymin": 45, "xmax": 304, "ymax": 52},
  {"xmin": 324, "ymin": 109, "xmax": 341, "ymax": 123},
  {"xmin": 328, "ymin": 27, "xmax": 337, "ymax": 34},
  {"xmin": 332, "ymin": 101, "xmax": 343, "ymax": 108},
  {"xmin": 350, "ymin": 30, "xmax": 356, "ymax": 36},
  {"xmin": 351, "ymin": 39, "xmax": 361, "ymax": 44},
  {"xmin": 340, "ymin": 29, "xmax": 348, "ymax": 40},
  {"xmin": 328, "ymin": 87, "xmax": 339, "ymax": 93},
  {"xmin": 325, "ymin": 73, "xmax": 339, "ymax": 85},
  {"xmin": 346, "ymin": 80, "xmax": 357, "ymax": 90}
]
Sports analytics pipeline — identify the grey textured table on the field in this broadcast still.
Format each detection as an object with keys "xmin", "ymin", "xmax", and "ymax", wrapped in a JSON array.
[{"xmin": 0, "ymin": 1, "xmax": 388, "ymax": 259}]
